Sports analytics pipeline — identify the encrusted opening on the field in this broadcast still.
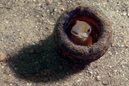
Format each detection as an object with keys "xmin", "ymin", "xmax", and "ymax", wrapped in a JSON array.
[{"xmin": 65, "ymin": 10, "xmax": 102, "ymax": 47}]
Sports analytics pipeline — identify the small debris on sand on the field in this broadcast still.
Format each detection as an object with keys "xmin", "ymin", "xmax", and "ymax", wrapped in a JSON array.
[{"xmin": 0, "ymin": 52, "xmax": 7, "ymax": 61}]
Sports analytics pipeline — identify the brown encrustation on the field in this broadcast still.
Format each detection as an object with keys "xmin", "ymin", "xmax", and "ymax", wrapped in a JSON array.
[{"xmin": 54, "ymin": 6, "xmax": 112, "ymax": 62}]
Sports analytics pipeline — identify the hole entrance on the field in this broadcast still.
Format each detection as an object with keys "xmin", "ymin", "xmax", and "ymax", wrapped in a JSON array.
[{"xmin": 66, "ymin": 16, "xmax": 101, "ymax": 47}]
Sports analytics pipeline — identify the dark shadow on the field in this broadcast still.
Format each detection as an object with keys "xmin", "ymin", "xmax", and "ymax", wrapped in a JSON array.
[
  {"xmin": 7, "ymin": 34, "xmax": 89, "ymax": 83},
  {"xmin": 7, "ymin": 12, "xmax": 91, "ymax": 83}
]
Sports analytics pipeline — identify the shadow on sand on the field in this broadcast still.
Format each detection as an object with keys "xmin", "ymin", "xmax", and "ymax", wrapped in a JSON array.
[
  {"xmin": 7, "ymin": 34, "xmax": 89, "ymax": 82},
  {"xmin": 6, "ymin": 12, "xmax": 91, "ymax": 83}
]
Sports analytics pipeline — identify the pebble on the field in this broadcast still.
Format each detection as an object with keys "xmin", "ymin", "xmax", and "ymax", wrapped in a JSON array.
[
  {"xmin": 77, "ymin": 78, "xmax": 82, "ymax": 82},
  {"xmin": 53, "ymin": 8, "xmax": 57, "ymax": 12},
  {"xmin": 26, "ymin": 83, "xmax": 32, "ymax": 86},
  {"xmin": 0, "ymin": 52, "xmax": 7, "ymax": 61},
  {"xmin": 113, "ymin": 69, "xmax": 118, "ymax": 73},
  {"xmin": 87, "ymin": 70, "xmax": 93, "ymax": 76},
  {"xmin": 127, "ymin": 8, "xmax": 129, "ymax": 16},
  {"xmin": 108, "ymin": 51, "xmax": 112, "ymax": 56},
  {"xmin": 9, "ymin": 83, "xmax": 13, "ymax": 86},
  {"xmin": 95, "ymin": 75, "xmax": 101, "ymax": 81},
  {"xmin": 9, "ymin": 74, "xmax": 12, "ymax": 77},
  {"xmin": 5, "ymin": 20, "xmax": 9, "ymax": 24},
  {"xmin": 46, "ymin": 0, "xmax": 53, "ymax": 5},
  {"xmin": 1, "ymin": 66, "xmax": 4, "ymax": 68},
  {"xmin": 108, "ymin": 72, "xmax": 112, "ymax": 77},
  {"xmin": 102, "ymin": 80, "xmax": 109, "ymax": 85},
  {"xmin": 77, "ymin": 1, "xmax": 81, "ymax": 5},
  {"xmin": 122, "ymin": 12, "xmax": 127, "ymax": 16},
  {"xmin": 33, "ymin": 0, "xmax": 36, "ymax": 2},
  {"xmin": 127, "ymin": 12, "xmax": 129, "ymax": 17},
  {"xmin": 46, "ymin": 19, "xmax": 54, "ymax": 25},
  {"xmin": 60, "ymin": 6, "xmax": 65, "ymax": 11}
]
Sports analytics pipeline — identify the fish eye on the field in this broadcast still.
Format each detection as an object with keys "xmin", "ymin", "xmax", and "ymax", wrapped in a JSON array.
[{"xmin": 88, "ymin": 29, "xmax": 90, "ymax": 32}]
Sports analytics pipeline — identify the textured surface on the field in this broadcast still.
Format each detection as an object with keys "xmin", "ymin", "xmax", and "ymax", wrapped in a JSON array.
[
  {"xmin": 0, "ymin": 0, "xmax": 129, "ymax": 86},
  {"xmin": 54, "ymin": 6, "xmax": 112, "ymax": 62}
]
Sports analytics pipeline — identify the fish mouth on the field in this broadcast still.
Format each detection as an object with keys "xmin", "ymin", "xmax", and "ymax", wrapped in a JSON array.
[{"xmin": 76, "ymin": 33, "xmax": 88, "ymax": 41}]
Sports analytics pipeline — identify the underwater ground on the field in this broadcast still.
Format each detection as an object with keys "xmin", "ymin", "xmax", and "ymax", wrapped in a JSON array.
[{"xmin": 0, "ymin": 0, "xmax": 129, "ymax": 86}]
